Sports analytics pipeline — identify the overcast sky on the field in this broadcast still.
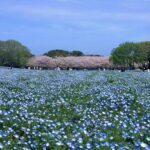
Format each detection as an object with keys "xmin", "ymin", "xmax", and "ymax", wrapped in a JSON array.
[{"xmin": 0, "ymin": 0, "xmax": 150, "ymax": 55}]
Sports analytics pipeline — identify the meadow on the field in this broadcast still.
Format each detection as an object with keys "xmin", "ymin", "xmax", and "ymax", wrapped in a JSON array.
[{"xmin": 0, "ymin": 69, "xmax": 150, "ymax": 150}]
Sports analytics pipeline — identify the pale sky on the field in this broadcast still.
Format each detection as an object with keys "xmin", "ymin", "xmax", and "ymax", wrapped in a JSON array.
[{"xmin": 0, "ymin": 0, "xmax": 150, "ymax": 55}]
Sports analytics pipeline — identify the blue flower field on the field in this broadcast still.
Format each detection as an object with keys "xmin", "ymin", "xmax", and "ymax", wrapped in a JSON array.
[{"xmin": 0, "ymin": 69, "xmax": 150, "ymax": 150}]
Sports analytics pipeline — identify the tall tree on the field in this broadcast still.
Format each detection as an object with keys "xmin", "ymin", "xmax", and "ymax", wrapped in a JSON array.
[
  {"xmin": 111, "ymin": 42, "xmax": 147, "ymax": 68},
  {"xmin": 0, "ymin": 40, "xmax": 32, "ymax": 67},
  {"xmin": 139, "ymin": 41, "xmax": 150, "ymax": 69}
]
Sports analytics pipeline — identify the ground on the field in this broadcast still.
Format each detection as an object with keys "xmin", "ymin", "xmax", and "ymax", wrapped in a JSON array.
[{"xmin": 0, "ymin": 69, "xmax": 150, "ymax": 150}]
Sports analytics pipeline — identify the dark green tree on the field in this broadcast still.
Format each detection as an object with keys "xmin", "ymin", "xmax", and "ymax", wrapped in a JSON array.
[
  {"xmin": 44, "ymin": 49, "xmax": 70, "ymax": 57},
  {"xmin": 44, "ymin": 49, "xmax": 84, "ymax": 57},
  {"xmin": 71, "ymin": 50, "xmax": 84, "ymax": 56},
  {"xmin": 111, "ymin": 42, "xmax": 147, "ymax": 68},
  {"xmin": 0, "ymin": 40, "xmax": 32, "ymax": 67},
  {"xmin": 139, "ymin": 41, "xmax": 150, "ymax": 69}
]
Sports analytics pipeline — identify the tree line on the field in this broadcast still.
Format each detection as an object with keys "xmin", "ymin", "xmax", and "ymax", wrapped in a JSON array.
[
  {"xmin": 0, "ymin": 40, "xmax": 85, "ymax": 67},
  {"xmin": 1, "ymin": 39, "xmax": 150, "ymax": 69},
  {"xmin": 111, "ymin": 41, "xmax": 150, "ymax": 69}
]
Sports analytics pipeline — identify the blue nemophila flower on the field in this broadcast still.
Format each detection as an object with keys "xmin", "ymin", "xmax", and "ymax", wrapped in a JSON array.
[
  {"xmin": 78, "ymin": 138, "xmax": 83, "ymax": 143},
  {"xmin": 140, "ymin": 142, "xmax": 150, "ymax": 150},
  {"xmin": 56, "ymin": 141, "xmax": 63, "ymax": 146},
  {"xmin": 46, "ymin": 143, "xmax": 49, "ymax": 147},
  {"xmin": 0, "ymin": 143, "xmax": 3, "ymax": 149},
  {"xmin": 86, "ymin": 143, "xmax": 92, "ymax": 149},
  {"xmin": 146, "ymin": 137, "xmax": 150, "ymax": 142}
]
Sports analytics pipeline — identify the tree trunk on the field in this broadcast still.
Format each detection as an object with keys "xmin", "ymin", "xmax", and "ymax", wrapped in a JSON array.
[{"xmin": 148, "ymin": 61, "xmax": 150, "ymax": 69}]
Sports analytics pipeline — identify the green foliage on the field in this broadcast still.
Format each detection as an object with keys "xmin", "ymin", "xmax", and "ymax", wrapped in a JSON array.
[
  {"xmin": 111, "ymin": 42, "xmax": 149, "ymax": 68},
  {"xmin": 71, "ymin": 50, "xmax": 84, "ymax": 56},
  {"xmin": 44, "ymin": 49, "xmax": 70, "ymax": 57},
  {"xmin": 0, "ymin": 40, "xmax": 32, "ymax": 67},
  {"xmin": 44, "ymin": 49, "xmax": 84, "ymax": 57},
  {"xmin": 139, "ymin": 41, "xmax": 150, "ymax": 67}
]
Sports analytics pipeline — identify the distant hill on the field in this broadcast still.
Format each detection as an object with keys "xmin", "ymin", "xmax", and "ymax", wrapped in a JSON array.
[{"xmin": 44, "ymin": 49, "xmax": 84, "ymax": 57}]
